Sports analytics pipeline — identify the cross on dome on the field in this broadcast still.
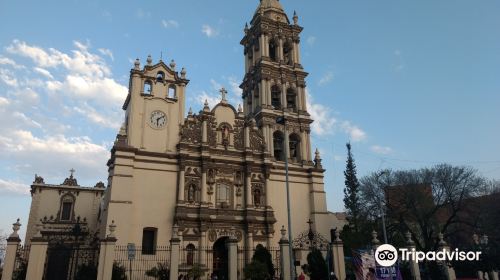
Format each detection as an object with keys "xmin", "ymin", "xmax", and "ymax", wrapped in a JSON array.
[{"xmin": 219, "ymin": 87, "xmax": 228, "ymax": 103}]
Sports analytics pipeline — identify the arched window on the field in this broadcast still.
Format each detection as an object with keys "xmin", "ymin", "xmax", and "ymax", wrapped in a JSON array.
[
  {"xmin": 143, "ymin": 81, "xmax": 152, "ymax": 95},
  {"xmin": 269, "ymin": 39, "xmax": 277, "ymax": 62},
  {"xmin": 59, "ymin": 195, "xmax": 75, "ymax": 221},
  {"xmin": 186, "ymin": 244, "xmax": 196, "ymax": 266},
  {"xmin": 286, "ymin": 88, "xmax": 297, "ymax": 111},
  {"xmin": 168, "ymin": 85, "xmax": 176, "ymax": 99},
  {"xmin": 216, "ymin": 184, "xmax": 231, "ymax": 208},
  {"xmin": 253, "ymin": 188, "xmax": 262, "ymax": 207},
  {"xmin": 273, "ymin": 131, "xmax": 284, "ymax": 161},
  {"xmin": 289, "ymin": 133, "xmax": 301, "ymax": 162},
  {"xmin": 283, "ymin": 41, "xmax": 293, "ymax": 66},
  {"xmin": 156, "ymin": 71, "xmax": 165, "ymax": 82},
  {"xmin": 271, "ymin": 85, "xmax": 281, "ymax": 109}
]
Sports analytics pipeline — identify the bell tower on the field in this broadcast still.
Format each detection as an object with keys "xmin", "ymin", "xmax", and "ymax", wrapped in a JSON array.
[{"xmin": 240, "ymin": 0, "xmax": 313, "ymax": 164}]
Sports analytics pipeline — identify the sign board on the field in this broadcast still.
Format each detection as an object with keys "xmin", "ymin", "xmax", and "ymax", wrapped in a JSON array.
[{"xmin": 127, "ymin": 243, "xmax": 136, "ymax": 260}]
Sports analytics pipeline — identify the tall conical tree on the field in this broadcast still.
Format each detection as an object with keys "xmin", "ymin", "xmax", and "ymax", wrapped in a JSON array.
[{"xmin": 343, "ymin": 142, "xmax": 361, "ymax": 233}]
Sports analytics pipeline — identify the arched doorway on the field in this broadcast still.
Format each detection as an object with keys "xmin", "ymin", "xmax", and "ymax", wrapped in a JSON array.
[{"xmin": 213, "ymin": 237, "xmax": 229, "ymax": 280}]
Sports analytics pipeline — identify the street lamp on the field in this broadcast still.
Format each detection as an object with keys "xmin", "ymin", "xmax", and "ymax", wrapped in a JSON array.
[{"xmin": 276, "ymin": 112, "xmax": 295, "ymax": 280}]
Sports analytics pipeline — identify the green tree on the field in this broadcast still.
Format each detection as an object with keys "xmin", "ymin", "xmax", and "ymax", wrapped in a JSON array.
[
  {"xmin": 111, "ymin": 262, "xmax": 127, "ymax": 280},
  {"xmin": 252, "ymin": 244, "xmax": 274, "ymax": 277},
  {"xmin": 343, "ymin": 142, "xmax": 362, "ymax": 233},
  {"xmin": 244, "ymin": 261, "xmax": 269, "ymax": 280},
  {"xmin": 145, "ymin": 262, "xmax": 169, "ymax": 280},
  {"xmin": 187, "ymin": 264, "xmax": 204, "ymax": 280},
  {"xmin": 303, "ymin": 248, "xmax": 328, "ymax": 280}
]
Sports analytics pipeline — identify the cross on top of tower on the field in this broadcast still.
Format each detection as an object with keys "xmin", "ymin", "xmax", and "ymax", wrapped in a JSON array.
[
  {"xmin": 220, "ymin": 87, "xmax": 228, "ymax": 103},
  {"xmin": 69, "ymin": 168, "xmax": 75, "ymax": 177}
]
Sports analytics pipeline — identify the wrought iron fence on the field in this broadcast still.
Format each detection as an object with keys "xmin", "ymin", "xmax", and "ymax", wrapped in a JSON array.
[
  {"xmin": 114, "ymin": 245, "xmax": 171, "ymax": 280},
  {"xmin": 12, "ymin": 244, "xmax": 30, "ymax": 280},
  {"xmin": 43, "ymin": 244, "xmax": 100, "ymax": 280}
]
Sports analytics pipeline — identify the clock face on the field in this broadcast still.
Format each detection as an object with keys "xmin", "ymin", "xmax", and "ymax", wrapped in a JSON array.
[{"xmin": 149, "ymin": 110, "xmax": 166, "ymax": 129}]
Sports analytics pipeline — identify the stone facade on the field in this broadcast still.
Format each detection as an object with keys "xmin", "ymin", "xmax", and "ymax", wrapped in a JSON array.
[{"xmin": 21, "ymin": 0, "xmax": 346, "ymax": 277}]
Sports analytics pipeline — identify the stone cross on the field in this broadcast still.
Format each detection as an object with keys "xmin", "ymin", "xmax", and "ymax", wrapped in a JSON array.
[
  {"xmin": 220, "ymin": 87, "xmax": 228, "ymax": 102},
  {"xmin": 69, "ymin": 168, "xmax": 75, "ymax": 177}
]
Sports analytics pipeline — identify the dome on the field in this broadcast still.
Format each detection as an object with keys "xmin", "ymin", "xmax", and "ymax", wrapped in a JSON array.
[{"xmin": 253, "ymin": 0, "xmax": 289, "ymax": 23}]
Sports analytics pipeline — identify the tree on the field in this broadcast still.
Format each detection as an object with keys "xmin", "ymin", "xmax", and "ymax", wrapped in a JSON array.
[
  {"xmin": 145, "ymin": 262, "xmax": 169, "ymax": 280},
  {"xmin": 343, "ymin": 142, "xmax": 362, "ymax": 233},
  {"xmin": 244, "ymin": 261, "xmax": 269, "ymax": 280},
  {"xmin": 111, "ymin": 262, "xmax": 127, "ymax": 280},
  {"xmin": 359, "ymin": 164, "xmax": 486, "ymax": 252},
  {"xmin": 244, "ymin": 245, "xmax": 274, "ymax": 280},
  {"xmin": 302, "ymin": 248, "xmax": 328, "ymax": 280}
]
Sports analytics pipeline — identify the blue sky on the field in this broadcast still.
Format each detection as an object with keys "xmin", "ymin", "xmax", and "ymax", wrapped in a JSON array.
[{"xmin": 1, "ymin": 0, "xmax": 499, "ymax": 238}]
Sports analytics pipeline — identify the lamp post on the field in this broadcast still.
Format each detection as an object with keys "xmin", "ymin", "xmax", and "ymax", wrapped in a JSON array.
[{"xmin": 276, "ymin": 112, "xmax": 295, "ymax": 280}]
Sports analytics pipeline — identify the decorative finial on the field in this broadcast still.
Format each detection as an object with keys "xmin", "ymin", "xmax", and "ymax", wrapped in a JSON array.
[
  {"xmin": 172, "ymin": 223, "xmax": 179, "ymax": 239},
  {"xmin": 334, "ymin": 230, "xmax": 341, "ymax": 242},
  {"xmin": 244, "ymin": 23, "xmax": 249, "ymax": 34},
  {"xmin": 9, "ymin": 218, "xmax": 21, "ymax": 238},
  {"xmin": 472, "ymin": 233, "xmax": 479, "ymax": 245},
  {"xmin": 203, "ymin": 99, "xmax": 210, "ymax": 112},
  {"xmin": 108, "ymin": 220, "xmax": 116, "ymax": 238},
  {"xmin": 119, "ymin": 123, "xmax": 127, "ymax": 136},
  {"xmin": 134, "ymin": 58, "xmax": 140, "ymax": 70},
  {"xmin": 371, "ymin": 230, "xmax": 380, "ymax": 245},
  {"xmin": 180, "ymin": 67, "xmax": 187, "ymax": 79},
  {"xmin": 438, "ymin": 232, "xmax": 446, "ymax": 246},
  {"xmin": 34, "ymin": 223, "xmax": 43, "ymax": 238},
  {"xmin": 293, "ymin": 11, "xmax": 298, "ymax": 25},
  {"xmin": 146, "ymin": 55, "xmax": 153, "ymax": 66},
  {"xmin": 188, "ymin": 107, "xmax": 193, "ymax": 116},
  {"xmin": 405, "ymin": 231, "xmax": 414, "ymax": 245},
  {"xmin": 170, "ymin": 59, "xmax": 176, "ymax": 70},
  {"xmin": 280, "ymin": 225, "xmax": 287, "ymax": 240},
  {"xmin": 220, "ymin": 87, "xmax": 228, "ymax": 103},
  {"xmin": 314, "ymin": 148, "xmax": 323, "ymax": 169},
  {"xmin": 237, "ymin": 104, "xmax": 243, "ymax": 113}
]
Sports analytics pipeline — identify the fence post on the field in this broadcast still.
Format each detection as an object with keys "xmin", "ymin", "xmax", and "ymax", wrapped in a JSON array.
[
  {"xmin": 279, "ymin": 226, "xmax": 291, "ymax": 280},
  {"xmin": 227, "ymin": 234, "xmax": 238, "ymax": 280},
  {"xmin": 405, "ymin": 231, "xmax": 421, "ymax": 280},
  {"xmin": 490, "ymin": 271, "xmax": 499, "ymax": 280},
  {"xmin": 25, "ymin": 228, "xmax": 48, "ymax": 280},
  {"xmin": 169, "ymin": 224, "xmax": 181, "ymax": 280},
  {"xmin": 97, "ymin": 220, "xmax": 117, "ymax": 280},
  {"xmin": 331, "ymin": 230, "xmax": 346, "ymax": 280},
  {"xmin": 437, "ymin": 233, "xmax": 456, "ymax": 280},
  {"xmin": 2, "ymin": 219, "xmax": 22, "ymax": 280}
]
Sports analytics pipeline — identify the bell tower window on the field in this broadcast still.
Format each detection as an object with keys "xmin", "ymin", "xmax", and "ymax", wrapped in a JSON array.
[
  {"xmin": 156, "ymin": 71, "xmax": 164, "ymax": 82},
  {"xmin": 59, "ymin": 195, "xmax": 75, "ymax": 221},
  {"xmin": 289, "ymin": 133, "xmax": 301, "ymax": 162},
  {"xmin": 273, "ymin": 131, "xmax": 284, "ymax": 161},
  {"xmin": 168, "ymin": 85, "xmax": 176, "ymax": 99},
  {"xmin": 143, "ymin": 81, "xmax": 152, "ymax": 95},
  {"xmin": 269, "ymin": 39, "xmax": 277, "ymax": 62},
  {"xmin": 283, "ymin": 41, "xmax": 293, "ymax": 66},
  {"xmin": 286, "ymin": 88, "xmax": 297, "ymax": 111},
  {"xmin": 271, "ymin": 85, "xmax": 282, "ymax": 109}
]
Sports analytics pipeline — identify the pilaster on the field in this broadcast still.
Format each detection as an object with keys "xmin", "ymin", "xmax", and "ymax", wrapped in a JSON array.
[{"xmin": 25, "ymin": 238, "xmax": 48, "ymax": 280}]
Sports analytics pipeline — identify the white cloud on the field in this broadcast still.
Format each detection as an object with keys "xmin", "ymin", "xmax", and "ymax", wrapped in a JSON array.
[
  {"xmin": 394, "ymin": 49, "xmax": 404, "ymax": 71},
  {"xmin": 98, "ymin": 48, "xmax": 114, "ymax": 61},
  {"xmin": 307, "ymin": 36, "xmax": 316, "ymax": 46},
  {"xmin": 318, "ymin": 71, "xmax": 334, "ymax": 86},
  {"xmin": 0, "ymin": 56, "xmax": 24, "ymax": 69},
  {"xmin": 73, "ymin": 103, "xmax": 122, "ymax": 129},
  {"xmin": 371, "ymin": 145, "xmax": 393, "ymax": 155},
  {"xmin": 0, "ymin": 97, "xmax": 9, "ymax": 107},
  {"xmin": 136, "ymin": 8, "xmax": 151, "ymax": 19},
  {"xmin": 196, "ymin": 91, "xmax": 220, "ymax": 109},
  {"xmin": 161, "ymin": 19, "xmax": 179, "ymax": 29},
  {"xmin": 33, "ymin": 67, "xmax": 53, "ymax": 79},
  {"xmin": 202, "ymin": 24, "xmax": 219, "ymax": 38},
  {"xmin": 340, "ymin": 121, "xmax": 366, "ymax": 142},
  {"xmin": 0, "ymin": 68, "xmax": 18, "ymax": 87},
  {"xmin": 0, "ymin": 178, "xmax": 29, "ymax": 195}
]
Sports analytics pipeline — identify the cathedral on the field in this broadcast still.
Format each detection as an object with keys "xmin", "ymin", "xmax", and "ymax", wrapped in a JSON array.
[{"xmin": 22, "ymin": 0, "xmax": 345, "ymax": 278}]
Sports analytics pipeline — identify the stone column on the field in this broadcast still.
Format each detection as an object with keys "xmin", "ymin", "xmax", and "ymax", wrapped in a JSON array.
[
  {"xmin": 437, "ymin": 233, "xmax": 456, "ymax": 280},
  {"xmin": 227, "ymin": 235, "xmax": 238, "ymax": 280},
  {"xmin": 331, "ymin": 231, "xmax": 346, "ymax": 280},
  {"xmin": 246, "ymin": 167, "xmax": 252, "ymax": 208},
  {"xmin": 2, "ymin": 219, "xmax": 22, "ymax": 280},
  {"xmin": 265, "ymin": 175, "xmax": 271, "ymax": 208},
  {"xmin": 405, "ymin": 231, "xmax": 421, "ymax": 280},
  {"xmin": 199, "ymin": 231, "xmax": 207, "ymax": 268},
  {"xmin": 202, "ymin": 119, "xmax": 208, "ymax": 143},
  {"xmin": 279, "ymin": 226, "xmax": 292, "ymax": 280},
  {"xmin": 300, "ymin": 131, "xmax": 307, "ymax": 162},
  {"xmin": 169, "ymin": 225, "xmax": 181, "ymax": 280},
  {"xmin": 305, "ymin": 131, "xmax": 312, "ymax": 161},
  {"xmin": 266, "ymin": 80, "xmax": 272, "ymax": 106},
  {"xmin": 201, "ymin": 169, "xmax": 208, "ymax": 204},
  {"xmin": 281, "ymin": 84, "xmax": 287, "ymax": 109},
  {"xmin": 301, "ymin": 86, "xmax": 307, "ymax": 111},
  {"xmin": 25, "ymin": 236, "xmax": 48, "ymax": 280},
  {"xmin": 244, "ymin": 126, "xmax": 250, "ymax": 149},
  {"xmin": 246, "ymin": 231, "xmax": 254, "ymax": 264},
  {"xmin": 268, "ymin": 125, "xmax": 274, "ymax": 156},
  {"xmin": 278, "ymin": 38, "xmax": 284, "ymax": 62},
  {"xmin": 97, "ymin": 221, "xmax": 117, "ymax": 280},
  {"xmin": 178, "ymin": 168, "xmax": 185, "ymax": 202}
]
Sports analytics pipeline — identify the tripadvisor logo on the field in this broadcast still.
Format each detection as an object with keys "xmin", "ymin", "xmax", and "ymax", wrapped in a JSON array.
[{"xmin": 375, "ymin": 244, "xmax": 482, "ymax": 267}]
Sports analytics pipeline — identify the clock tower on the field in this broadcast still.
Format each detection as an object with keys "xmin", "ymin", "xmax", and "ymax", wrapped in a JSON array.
[{"xmin": 123, "ymin": 55, "xmax": 189, "ymax": 153}]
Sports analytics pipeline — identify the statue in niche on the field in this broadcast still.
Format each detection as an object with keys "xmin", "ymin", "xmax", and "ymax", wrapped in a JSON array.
[
  {"xmin": 253, "ymin": 188, "xmax": 262, "ymax": 207},
  {"xmin": 222, "ymin": 125, "xmax": 230, "ymax": 148}
]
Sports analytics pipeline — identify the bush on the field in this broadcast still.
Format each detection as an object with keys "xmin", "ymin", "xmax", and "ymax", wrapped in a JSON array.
[
  {"xmin": 303, "ymin": 248, "xmax": 328, "ymax": 280},
  {"xmin": 252, "ymin": 244, "xmax": 274, "ymax": 277},
  {"xmin": 112, "ymin": 262, "xmax": 127, "ymax": 280},
  {"xmin": 75, "ymin": 263, "xmax": 98, "ymax": 280},
  {"xmin": 12, "ymin": 260, "xmax": 27, "ymax": 280},
  {"xmin": 187, "ymin": 263, "xmax": 204, "ymax": 280},
  {"xmin": 244, "ymin": 261, "xmax": 269, "ymax": 280},
  {"xmin": 145, "ymin": 262, "xmax": 169, "ymax": 280}
]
